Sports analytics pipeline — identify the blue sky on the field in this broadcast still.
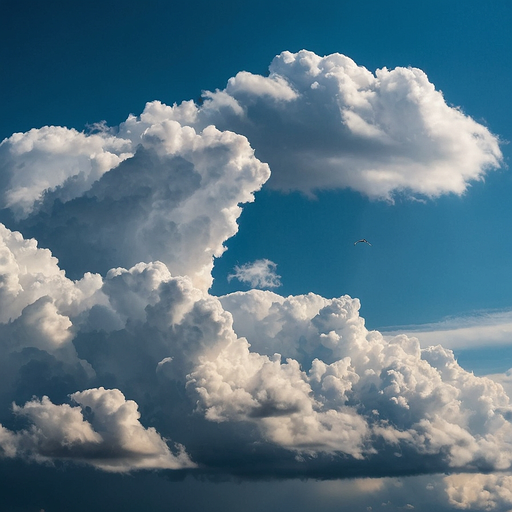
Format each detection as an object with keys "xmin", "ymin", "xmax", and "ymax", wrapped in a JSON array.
[{"xmin": 2, "ymin": 0, "xmax": 512, "ymax": 510}]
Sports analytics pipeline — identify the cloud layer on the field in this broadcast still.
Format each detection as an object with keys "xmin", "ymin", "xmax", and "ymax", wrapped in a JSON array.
[
  {"xmin": 1, "ymin": 221, "xmax": 512, "ymax": 478},
  {"xmin": 386, "ymin": 310, "xmax": 512, "ymax": 350},
  {"xmin": 0, "ymin": 50, "xmax": 509, "ymax": 505}
]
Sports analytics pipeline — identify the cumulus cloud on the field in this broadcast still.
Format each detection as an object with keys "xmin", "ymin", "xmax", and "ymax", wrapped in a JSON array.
[
  {"xmin": 3, "ymin": 219, "xmax": 512, "ymax": 478},
  {"xmin": 2, "ymin": 388, "xmax": 195, "ymax": 472},
  {"xmin": 0, "ymin": 50, "xmax": 501, "ymax": 287},
  {"xmin": 444, "ymin": 473, "xmax": 512, "ymax": 510},
  {"xmin": 1, "ymin": 114, "xmax": 269, "ymax": 291},
  {"xmin": 228, "ymin": 259, "xmax": 282, "ymax": 288},
  {"xmin": 206, "ymin": 290, "xmax": 512, "ymax": 472},
  {"xmin": 0, "ymin": 51, "xmax": 510, "ymax": 509},
  {"xmin": 166, "ymin": 50, "xmax": 503, "ymax": 198}
]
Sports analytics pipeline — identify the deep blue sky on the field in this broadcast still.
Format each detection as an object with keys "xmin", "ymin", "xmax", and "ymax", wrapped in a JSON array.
[{"xmin": 3, "ymin": 0, "xmax": 511, "ymax": 139}]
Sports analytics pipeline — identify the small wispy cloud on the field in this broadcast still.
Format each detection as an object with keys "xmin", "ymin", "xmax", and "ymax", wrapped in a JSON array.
[
  {"xmin": 228, "ymin": 259, "xmax": 282, "ymax": 289},
  {"xmin": 383, "ymin": 310, "xmax": 512, "ymax": 350}
]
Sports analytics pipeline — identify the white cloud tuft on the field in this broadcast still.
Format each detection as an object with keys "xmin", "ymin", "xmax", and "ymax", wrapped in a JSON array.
[
  {"xmin": 228, "ymin": 259, "xmax": 282, "ymax": 288},
  {"xmin": 0, "ymin": 126, "xmax": 133, "ymax": 219}
]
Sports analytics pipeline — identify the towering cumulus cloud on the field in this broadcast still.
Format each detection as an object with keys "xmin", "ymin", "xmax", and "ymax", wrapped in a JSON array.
[
  {"xmin": 0, "ymin": 115, "xmax": 270, "ymax": 289},
  {"xmin": 0, "ymin": 51, "xmax": 507, "ymax": 505}
]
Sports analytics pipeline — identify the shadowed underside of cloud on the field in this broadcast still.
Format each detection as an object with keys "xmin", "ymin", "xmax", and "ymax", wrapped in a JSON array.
[{"xmin": 0, "ymin": 50, "xmax": 509, "ymax": 501}]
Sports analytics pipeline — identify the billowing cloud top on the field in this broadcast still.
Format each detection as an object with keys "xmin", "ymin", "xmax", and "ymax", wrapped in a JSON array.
[
  {"xmin": 0, "ymin": 115, "xmax": 270, "ymax": 290},
  {"xmin": 0, "ymin": 51, "xmax": 509, "ymax": 494},
  {"xmin": 169, "ymin": 50, "xmax": 503, "ymax": 198}
]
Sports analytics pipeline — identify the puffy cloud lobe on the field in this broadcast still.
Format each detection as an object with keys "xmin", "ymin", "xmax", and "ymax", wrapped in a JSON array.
[
  {"xmin": 93, "ymin": 260, "xmax": 238, "ymax": 376},
  {"xmin": 202, "ymin": 290, "xmax": 512, "ymax": 470},
  {"xmin": 444, "ymin": 473, "xmax": 512, "ymax": 510},
  {"xmin": 167, "ymin": 50, "xmax": 502, "ymax": 197},
  {"xmin": 3, "ymin": 388, "xmax": 195, "ymax": 472},
  {"xmin": 2, "ymin": 114, "xmax": 269, "ymax": 291},
  {"xmin": 228, "ymin": 259, "xmax": 282, "ymax": 289},
  {"xmin": 0, "ymin": 224, "xmax": 104, "ymax": 403},
  {"xmin": 188, "ymin": 339, "xmax": 370, "ymax": 458},
  {"xmin": 0, "ymin": 126, "xmax": 132, "ymax": 219},
  {"xmin": 0, "ymin": 224, "xmax": 103, "ymax": 325}
]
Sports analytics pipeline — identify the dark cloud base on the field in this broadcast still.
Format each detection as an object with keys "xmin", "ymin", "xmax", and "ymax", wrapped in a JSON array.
[{"xmin": 0, "ymin": 458, "xmax": 465, "ymax": 512}]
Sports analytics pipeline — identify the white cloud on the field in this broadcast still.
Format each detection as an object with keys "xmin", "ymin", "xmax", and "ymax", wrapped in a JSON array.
[
  {"xmin": 444, "ymin": 473, "xmax": 512, "ymax": 510},
  {"xmin": 0, "ymin": 51, "xmax": 509, "ymax": 503},
  {"xmin": 0, "ymin": 126, "xmax": 132, "ymax": 218},
  {"xmin": 192, "ymin": 290, "xmax": 512, "ymax": 470},
  {"xmin": 1, "ymin": 113, "xmax": 269, "ymax": 291},
  {"xmin": 0, "ymin": 50, "xmax": 502, "ymax": 293},
  {"xmin": 2, "ymin": 388, "xmax": 195, "ymax": 472},
  {"xmin": 3, "ymin": 221, "xmax": 512, "ymax": 477},
  {"xmin": 228, "ymin": 259, "xmax": 282, "ymax": 288},
  {"xmin": 167, "ymin": 50, "xmax": 503, "ymax": 198},
  {"xmin": 0, "ymin": 223, "xmax": 103, "ymax": 325},
  {"xmin": 189, "ymin": 338, "xmax": 370, "ymax": 457}
]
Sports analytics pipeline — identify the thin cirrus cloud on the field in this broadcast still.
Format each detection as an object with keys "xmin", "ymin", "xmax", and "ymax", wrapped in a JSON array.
[
  {"xmin": 0, "ymin": 50, "xmax": 509, "ymax": 503},
  {"xmin": 384, "ymin": 310, "xmax": 512, "ymax": 350}
]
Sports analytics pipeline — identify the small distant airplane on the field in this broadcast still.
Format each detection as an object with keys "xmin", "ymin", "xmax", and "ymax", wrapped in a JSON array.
[{"xmin": 354, "ymin": 239, "xmax": 372, "ymax": 246}]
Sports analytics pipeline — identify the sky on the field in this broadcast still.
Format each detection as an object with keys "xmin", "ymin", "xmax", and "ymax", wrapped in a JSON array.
[{"xmin": 2, "ymin": 0, "xmax": 512, "ymax": 510}]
